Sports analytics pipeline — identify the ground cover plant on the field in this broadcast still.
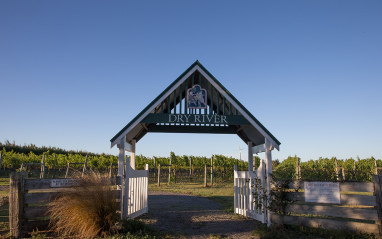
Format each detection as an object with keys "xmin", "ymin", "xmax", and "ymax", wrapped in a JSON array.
[{"xmin": 48, "ymin": 172, "xmax": 120, "ymax": 238}]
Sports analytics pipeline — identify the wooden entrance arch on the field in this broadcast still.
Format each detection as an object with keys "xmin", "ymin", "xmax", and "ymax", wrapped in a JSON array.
[{"xmin": 110, "ymin": 61, "xmax": 281, "ymax": 223}]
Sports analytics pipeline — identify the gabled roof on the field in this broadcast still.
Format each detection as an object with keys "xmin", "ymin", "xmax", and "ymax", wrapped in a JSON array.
[{"xmin": 110, "ymin": 60, "xmax": 280, "ymax": 150}]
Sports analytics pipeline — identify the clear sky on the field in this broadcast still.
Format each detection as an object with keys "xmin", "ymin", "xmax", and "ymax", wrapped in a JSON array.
[{"xmin": 1, "ymin": 1, "xmax": 381, "ymax": 162}]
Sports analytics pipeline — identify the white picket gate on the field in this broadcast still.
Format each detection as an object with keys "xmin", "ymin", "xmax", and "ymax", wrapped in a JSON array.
[
  {"xmin": 123, "ymin": 164, "xmax": 149, "ymax": 219},
  {"xmin": 234, "ymin": 160, "xmax": 267, "ymax": 223}
]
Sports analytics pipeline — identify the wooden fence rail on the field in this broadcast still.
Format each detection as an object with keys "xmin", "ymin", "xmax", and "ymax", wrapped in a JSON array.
[
  {"xmin": 9, "ymin": 172, "xmax": 120, "ymax": 238},
  {"xmin": 271, "ymin": 179, "xmax": 381, "ymax": 234}
]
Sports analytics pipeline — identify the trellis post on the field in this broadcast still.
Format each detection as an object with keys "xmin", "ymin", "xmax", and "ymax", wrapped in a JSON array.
[
  {"xmin": 375, "ymin": 159, "xmax": 378, "ymax": 175},
  {"xmin": 210, "ymin": 156, "xmax": 213, "ymax": 185},
  {"xmin": 157, "ymin": 164, "xmax": 161, "ymax": 187},
  {"xmin": 40, "ymin": 153, "xmax": 45, "ymax": 179},
  {"xmin": 168, "ymin": 155, "xmax": 172, "ymax": 185},
  {"xmin": 153, "ymin": 156, "xmax": 156, "ymax": 180},
  {"xmin": 204, "ymin": 164, "xmax": 207, "ymax": 187},
  {"xmin": 109, "ymin": 163, "xmax": 113, "ymax": 177},
  {"xmin": 82, "ymin": 154, "xmax": 88, "ymax": 177},
  {"xmin": 65, "ymin": 162, "xmax": 70, "ymax": 178}
]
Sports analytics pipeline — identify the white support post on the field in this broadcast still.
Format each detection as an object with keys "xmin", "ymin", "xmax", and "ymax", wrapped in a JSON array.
[
  {"xmin": 117, "ymin": 137, "xmax": 126, "ymax": 219},
  {"xmin": 234, "ymin": 165, "xmax": 238, "ymax": 214},
  {"xmin": 265, "ymin": 138, "xmax": 273, "ymax": 227},
  {"xmin": 130, "ymin": 139, "xmax": 136, "ymax": 170},
  {"xmin": 248, "ymin": 141, "xmax": 253, "ymax": 172},
  {"xmin": 123, "ymin": 156, "xmax": 131, "ymax": 218},
  {"xmin": 118, "ymin": 137, "xmax": 126, "ymax": 178},
  {"xmin": 252, "ymin": 144, "xmax": 266, "ymax": 154},
  {"xmin": 145, "ymin": 164, "xmax": 149, "ymax": 213}
]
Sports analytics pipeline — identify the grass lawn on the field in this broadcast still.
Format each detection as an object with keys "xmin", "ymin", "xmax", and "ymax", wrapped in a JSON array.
[
  {"xmin": 0, "ymin": 177, "xmax": 9, "ymax": 186},
  {"xmin": 148, "ymin": 180, "xmax": 234, "ymax": 212}
]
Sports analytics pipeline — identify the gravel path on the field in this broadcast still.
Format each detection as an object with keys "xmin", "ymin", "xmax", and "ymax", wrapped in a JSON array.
[{"xmin": 139, "ymin": 191, "xmax": 261, "ymax": 239}]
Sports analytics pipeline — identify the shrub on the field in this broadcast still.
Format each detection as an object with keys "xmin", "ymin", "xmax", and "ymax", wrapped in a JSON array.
[{"xmin": 48, "ymin": 171, "xmax": 119, "ymax": 238}]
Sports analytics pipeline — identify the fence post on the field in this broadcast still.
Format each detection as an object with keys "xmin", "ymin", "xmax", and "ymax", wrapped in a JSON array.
[
  {"xmin": 372, "ymin": 175, "xmax": 382, "ymax": 234},
  {"xmin": 204, "ymin": 164, "xmax": 207, "ymax": 187},
  {"xmin": 158, "ymin": 164, "xmax": 161, "ymax": 187},
  {"xmin": 211, "ymin": 156, "xmax": 213, "ymax": 186},
  {"xmin": 0, "ymin": 151, "xmax": 2, "ymax": 170},
  {"xmin": 10, "ymin": 171, "xmax": 27, "ymax": 238}
]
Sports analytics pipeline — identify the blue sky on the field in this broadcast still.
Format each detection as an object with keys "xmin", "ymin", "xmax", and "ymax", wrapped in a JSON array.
[{"xmin": 1, "ymin": 1, "xmax": 381, "ymax": 162}]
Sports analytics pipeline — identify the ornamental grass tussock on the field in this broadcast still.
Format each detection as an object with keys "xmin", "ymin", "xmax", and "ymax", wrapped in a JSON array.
[{"xmin": 48, "ymin": 171, "xmax": 119, "ymax": 238}]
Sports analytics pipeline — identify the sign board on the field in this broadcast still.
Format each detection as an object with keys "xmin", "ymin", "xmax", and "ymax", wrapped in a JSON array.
[
  {"xmin": 50, "ymin": 179, "xmax": 78, "ymax": 188},
  {"xmin": 187, "ymin": 85, "xmax": 207, "ymax": 109},
  {"xmin": 304, "ymin": 182, "xmax": 341, "ymax": 204},
  {"xmin": 141, "ymin": 113, "xmax": 250, "ymax": 125}
]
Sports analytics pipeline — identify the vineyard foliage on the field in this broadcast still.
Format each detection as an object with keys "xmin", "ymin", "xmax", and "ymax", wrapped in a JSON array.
[
  {"xmin": 1, "ymin": 141, "xmax": 381, "ymax": 182},
  {"xmin": 0, "ymin": 142, "xmax": 250, "ymax": 172},
  {"xmin": 273, "ymin": 155, "xmax": 382, "ymax": 182}
]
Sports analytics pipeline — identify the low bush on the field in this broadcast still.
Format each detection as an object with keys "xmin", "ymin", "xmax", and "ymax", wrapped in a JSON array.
[{"xmin": 48, "ymin": 171, "xmax": 119, "ymax": 238}]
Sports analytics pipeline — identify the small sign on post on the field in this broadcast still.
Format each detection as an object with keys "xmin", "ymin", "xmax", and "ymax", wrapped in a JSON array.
[
  {"xmin": 304, "ymin": 182, "xmax": 341, "ymax": 204},
  {"xmin": 51, "ymin": 179, "xmax": 78, "ymax": 188}
]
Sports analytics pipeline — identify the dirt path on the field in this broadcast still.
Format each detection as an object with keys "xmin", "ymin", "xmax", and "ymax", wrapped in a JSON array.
[{"xmin": 139, "ymin": 191, "xmax": 261, "ymax": 239}]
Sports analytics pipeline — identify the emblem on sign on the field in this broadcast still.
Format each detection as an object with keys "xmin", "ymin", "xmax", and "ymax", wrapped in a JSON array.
[{"xmin": 187, "ymin": 85, "xmax": 207, "ymax": 109}]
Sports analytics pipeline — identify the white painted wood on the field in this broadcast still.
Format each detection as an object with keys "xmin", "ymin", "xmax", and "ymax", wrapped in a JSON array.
[
  {"xmin": 123, "ymin": 163, "xmax": 149, "ymax": 219},
  {"xmin": 123, "ymin": 157, "xmax": 130, "ymax": 218},
  {"xmin": 124, "ymin": 141, "xmax": 133, "ymax": 152},
  {"xmin": 234, "ymin": 165, "xmax": 238, "ymax": 214},
  {"xmin": 265, "ymin": 138, "xmax": 272, "ymax": 227},
  {"xmin": 234, "ymin": 162, "xmax": 266, "ymax": 224},
  {"xmin": 111, "ymin": 64, "xmax": 280, "ymax": 151},
  {"xmin": 110, "ymin": 65, "xmax": 198, "ymax": 148},
  {"xmin": 252, "ymin": 144, "xmax": 266, "ymax": 154},
  {"xmin": 248, "ymin": 141, "xmax": 253, "ymax": 172},
  {"xmin": 118, "ymin": 137, "xmax": 126, "ymax": 219},
  {"xmin": 195, "ymin": 65, "xmax": 280, "ymax": 151},
  {"xmin": 130, "ymin": 139, "xmax": 136, "ymax": 170},
  {"xmin": 118, "ymin": 137, "xmax": 126, "ymax": 178}
]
